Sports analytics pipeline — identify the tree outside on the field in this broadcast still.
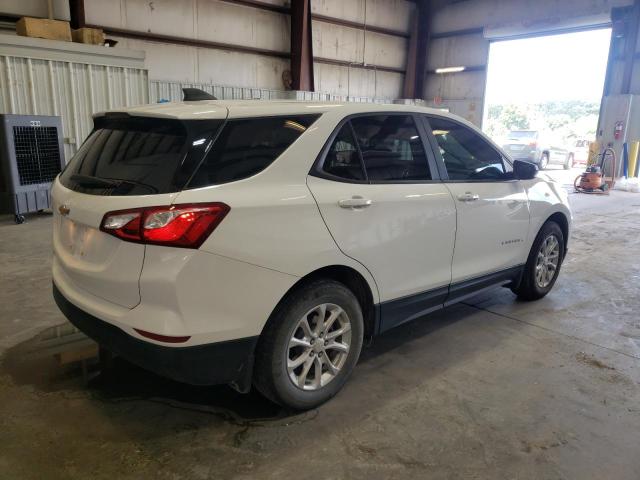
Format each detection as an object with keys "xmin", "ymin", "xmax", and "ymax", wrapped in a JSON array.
[{"xmin": 484, "ymin": 100, "xmax": 600, "ymax": 147}]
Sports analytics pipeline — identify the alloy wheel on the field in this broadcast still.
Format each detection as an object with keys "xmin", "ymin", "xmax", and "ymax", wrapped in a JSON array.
[
  {"xmin": 535, "ymin": 234, "xmax": 560, "ymax": 288},
  {"xmin": 540, "ymin": 155, "xmax": 549, "ymax": 170},
  {"xmin": 287, "ymin": 303, "xmax": 352, "ymax": 391}
]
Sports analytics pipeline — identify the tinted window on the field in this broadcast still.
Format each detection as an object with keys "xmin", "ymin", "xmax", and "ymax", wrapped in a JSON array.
[
  {"xmin": 189, "ymin": 115, "xmax": 318, "ymax": 188},
  {"xmin": 60, "ymin": 116, "xmax": 221, "ymax": 195},
  {"xmin": 322, "ymin": 123, "xmax": 365, "ymax": 181},
  {"xmin": 428, "ymin": 117, "xmax": 508, "ymax": 181},
  {"xmin": 351, "ymin": 115, "xmax": 431, "ymax": 181},
  {"xmin": 507, "ymin": 130, "xmax": 537, "ymax": 140}
]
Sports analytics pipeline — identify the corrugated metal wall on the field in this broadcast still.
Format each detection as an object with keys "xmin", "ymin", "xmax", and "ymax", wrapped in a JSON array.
[
  {"xmin": 0, "ymin": 55, "xmax": 148, "ymax": 160},
  {"xmin": 149, "ymin": 79, "xmax": 396, "ymax": 104},
  {"xmin": 149, "ymin": 80, "xmax": 295, "ymax": 103}
]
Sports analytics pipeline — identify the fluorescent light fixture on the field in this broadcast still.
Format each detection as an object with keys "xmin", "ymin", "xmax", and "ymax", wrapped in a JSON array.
[
  {"xmin": 192, "ymin": 138, "xmax": 206, "ymax": 146},
  {"xmin": 435, "ymin": 66, "xmax": 466, "ymax": 74}
]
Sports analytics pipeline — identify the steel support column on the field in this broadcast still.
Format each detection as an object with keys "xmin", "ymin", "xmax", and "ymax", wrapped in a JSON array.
[
  {"xmin": 622, "ymin": 0, "xmax": 640, "ymax": 94},
  {"xmin": 68, "ymin": 0, "xmax": 85, "ymax": 29},
  {"xmin": 290, "ymin": 0, "xmax": 314, "ymax": 91},
  {"xmin": 403, "ymin": 0, "xmax": 429, "ymax": 99}
]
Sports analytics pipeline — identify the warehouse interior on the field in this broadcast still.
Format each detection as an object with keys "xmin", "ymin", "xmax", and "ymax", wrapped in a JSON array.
[{"xmin": 0, "ymin": 0, "xmax": 639, "ymax": 478}]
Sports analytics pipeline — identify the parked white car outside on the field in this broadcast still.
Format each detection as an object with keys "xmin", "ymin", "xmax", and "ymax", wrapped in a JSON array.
[{"xmin": 52, "ymin": 98, "xmax": 571, "ymax": 409}]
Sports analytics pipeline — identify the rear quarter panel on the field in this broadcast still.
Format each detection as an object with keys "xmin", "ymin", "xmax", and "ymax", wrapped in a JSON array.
[{"xmin": 172, "ymin": 110, "xmax": 381, "ymax": 304}]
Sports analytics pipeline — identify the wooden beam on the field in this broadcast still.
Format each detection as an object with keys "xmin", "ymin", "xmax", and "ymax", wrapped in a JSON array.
[{"xmin": 290, "ymin": 0, "xmax": 314, "ymax": 91}]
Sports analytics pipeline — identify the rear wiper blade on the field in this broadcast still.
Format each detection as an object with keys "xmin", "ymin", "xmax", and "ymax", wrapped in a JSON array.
[{"xmin": 70, "ymin": 174, "xmax": 121, "ymax": 188}]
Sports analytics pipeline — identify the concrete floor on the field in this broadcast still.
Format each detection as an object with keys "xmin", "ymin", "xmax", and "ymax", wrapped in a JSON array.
[{"xmin": 1, "ymin": 167, "xmax": 639, "ymax": 479}]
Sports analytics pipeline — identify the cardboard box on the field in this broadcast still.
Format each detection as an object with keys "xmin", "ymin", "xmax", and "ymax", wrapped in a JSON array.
[
  {"xmin": 72, "ymin": 27, "xmax": 105, "ymax": 45},
  {"xmin": 16, "ymin": 17, "xmax": 72, "ymax": 42}
]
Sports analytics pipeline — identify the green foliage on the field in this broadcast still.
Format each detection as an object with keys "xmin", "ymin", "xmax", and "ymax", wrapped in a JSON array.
[
  {"xmin": 485, "ymin": 100, "xmax": 599, "ymax": 142},
  {"xmin": 500, "ymin": 105, "xmax": 530, "ymax": 130}
]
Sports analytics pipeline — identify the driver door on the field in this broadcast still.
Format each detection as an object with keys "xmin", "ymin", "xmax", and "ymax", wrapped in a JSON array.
[{"xmin": 423, "ymin": 115, "xmax": 530, "ymax": 288}]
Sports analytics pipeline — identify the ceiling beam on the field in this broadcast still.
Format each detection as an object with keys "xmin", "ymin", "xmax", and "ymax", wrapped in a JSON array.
[
  {"xmin": 215, "ymin": 0, "xmax": 289, "ymax": 14},
  {"xmin": 86, "ymin": 25, "xmax": 291, "ymax": 59}
]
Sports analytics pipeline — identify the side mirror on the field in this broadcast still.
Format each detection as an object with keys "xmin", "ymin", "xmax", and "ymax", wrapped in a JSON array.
[{"xmin": 513, "ymin": 159, "xmax": 538, "ymax": 180}]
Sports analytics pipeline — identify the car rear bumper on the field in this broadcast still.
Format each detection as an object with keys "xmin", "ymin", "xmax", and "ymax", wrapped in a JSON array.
[
  {"xmin": 53, "ymin": 283, "xmax": 258, "ymax": 390},
  {"xmin": 509, "ymin": 152, "xmax": 538, "ymax": 162}
]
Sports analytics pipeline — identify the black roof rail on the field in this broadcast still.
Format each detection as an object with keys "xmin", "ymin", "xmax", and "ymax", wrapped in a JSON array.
[{"xmin": 182, "ymin": 88, "xmax": 217, "ymax": 101}]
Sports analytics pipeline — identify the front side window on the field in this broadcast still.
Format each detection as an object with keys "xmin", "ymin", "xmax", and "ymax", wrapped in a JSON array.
[
  {"xmin": 351, "ymin": 115, "xmax": 431, "ymax": 181},
  {"xmin": 427, "ymin": 116, "xmax": 509, "ymax": 181}
]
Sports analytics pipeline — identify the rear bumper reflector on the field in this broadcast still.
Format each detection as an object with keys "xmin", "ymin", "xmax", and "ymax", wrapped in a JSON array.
[{"xmin": 134, "ymin": 328, "xmax": 191, "ymax": 344}]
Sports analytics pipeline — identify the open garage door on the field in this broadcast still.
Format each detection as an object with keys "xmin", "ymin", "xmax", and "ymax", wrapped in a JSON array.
[{"xmin": 482, "ymin": 29, "xmax": 611, "ymax": 181}]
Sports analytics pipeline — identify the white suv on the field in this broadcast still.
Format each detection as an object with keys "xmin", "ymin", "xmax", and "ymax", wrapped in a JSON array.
[{"xmin": 52, "ymin": 97, "xmax": 571, "ymax": 409}]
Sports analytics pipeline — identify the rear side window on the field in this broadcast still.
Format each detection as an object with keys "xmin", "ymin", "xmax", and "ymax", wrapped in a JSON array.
[
  {"xmin": 188, "ymin": 115, "xmax": 319, "ymax": 188},
  {"xmin": 319, "ymin": 114, "xmax": 431, "ymax": 183},
  {"xmin": 60, "ymin": 116, "xmax": 220, "ymax": 195},
  {"xmin": 351, "ymin": 115, "xmax": 431, "ymax": 181},
  {"xmin": 322, "ymin": 123, "xmax": 366, "ymax": 181},
  {"xmin": 427, "ymin": 116, "xmax": 509, "ymax": 181}
]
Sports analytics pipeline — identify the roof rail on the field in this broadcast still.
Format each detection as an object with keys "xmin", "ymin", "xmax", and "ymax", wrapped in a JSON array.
[{"xmin": 182, "ymin": 88, "xmax": 217, "ymax": 101}]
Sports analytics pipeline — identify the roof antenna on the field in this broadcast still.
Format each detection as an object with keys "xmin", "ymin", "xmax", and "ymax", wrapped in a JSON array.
[{"xmin": 182, "ymin": 88, "xmax": 217, "ymax": 101}]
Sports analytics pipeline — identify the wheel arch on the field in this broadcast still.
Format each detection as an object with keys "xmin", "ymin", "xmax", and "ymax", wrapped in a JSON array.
[
  {"xmin": 261, "ymin": 264, "xmax": 378, "ymax": 339},
  {"xmin": 546, "ymin": 211, "xmax": 570, "ymax": 253}
]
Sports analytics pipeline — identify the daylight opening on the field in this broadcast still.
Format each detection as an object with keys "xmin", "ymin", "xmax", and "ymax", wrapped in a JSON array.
[{"xmin": 483, "ymin": 28, "xmax": 611, "ymax": 170}]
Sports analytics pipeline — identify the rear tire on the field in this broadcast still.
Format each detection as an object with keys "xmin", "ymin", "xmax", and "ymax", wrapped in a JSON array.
[
  {"xmin": 564, "ymin": 154, "xmax": 573, "ymax": 170},
  {"xmin": 253, "ymin": 279, "xmax": 364, "ymax": 410},
  {"xmin": 511, "ymin": 221, "xmax": 564, "ymax": 301},
  {"xmin": 539, "ymin": 153, "xmax": 549, "ymax": 170}
]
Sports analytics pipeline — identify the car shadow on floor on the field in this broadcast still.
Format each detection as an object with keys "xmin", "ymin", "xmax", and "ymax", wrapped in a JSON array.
[{"xmin": 0, "ymin": 292, "xmax": 520, "ymax": 424}]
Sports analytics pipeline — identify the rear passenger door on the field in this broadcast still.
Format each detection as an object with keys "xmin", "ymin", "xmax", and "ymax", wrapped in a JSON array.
[
  {"xmin": 307, "ymin": 114, "xmax": 457, "ymax": 330},
  {"xmin": 423, "ymin": 115, "xmax": 530, "ymax": 293}
]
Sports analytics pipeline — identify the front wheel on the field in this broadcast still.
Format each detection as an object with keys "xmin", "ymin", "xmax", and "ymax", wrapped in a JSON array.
[
  {"xmin": 512, "ymin": 221, "xmax": 564, "ymax": 301},
  {"xmin": 253, "ymin": 279, "xmax": 364, "ymax": 410}
]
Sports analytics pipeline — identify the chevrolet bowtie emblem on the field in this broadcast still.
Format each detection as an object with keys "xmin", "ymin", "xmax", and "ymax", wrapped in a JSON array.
[{"xmin": 58, "ymin": 204, "xmax": 70, "ymax": 216}]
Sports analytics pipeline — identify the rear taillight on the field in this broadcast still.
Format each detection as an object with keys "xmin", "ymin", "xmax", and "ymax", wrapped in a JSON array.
[
  {"xmin": 529, "ymin": 142, "xmax": 537, "ymax": 147},
  {"xmin": 100, "ymin": 203, "xmax": 230, "ymax": 249}
]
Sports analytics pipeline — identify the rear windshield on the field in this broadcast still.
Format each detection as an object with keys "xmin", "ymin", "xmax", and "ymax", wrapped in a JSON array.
[
  {"xmin": 507, "ymin": 131, "xmax": 537, "ymax": 140},
  {"xmin": 59, "ymin": 114, "xmax": 319, "ymax": 195}
]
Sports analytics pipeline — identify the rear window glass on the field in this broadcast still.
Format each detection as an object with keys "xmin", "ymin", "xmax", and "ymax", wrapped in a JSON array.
[
  {"xmin": 188, "ymin": 115, "xmax": 319, "ymax": 188},
  {"xmin": 351, "ymin": 115, "xmax": 431, "ymax": 181},
  {"xmin": 507, "ymin": 131, "xmax": 537, "ymax": 140},
  {"xmin": 60, "ymin": 116, "xmax": 221, "ymax": 195},
  {"xmin": 59, "ymin": 114, "xmax": 319, "ymax": 196}
]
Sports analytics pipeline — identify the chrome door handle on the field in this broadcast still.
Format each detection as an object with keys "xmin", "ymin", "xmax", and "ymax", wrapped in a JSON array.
[
  {"xmin": 338, "ymin": 196, "xmax": 372, "ymax": 209},
  {"xmin": 457, "ymin": 192, "xmax": 480, "ymax": 202}
]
